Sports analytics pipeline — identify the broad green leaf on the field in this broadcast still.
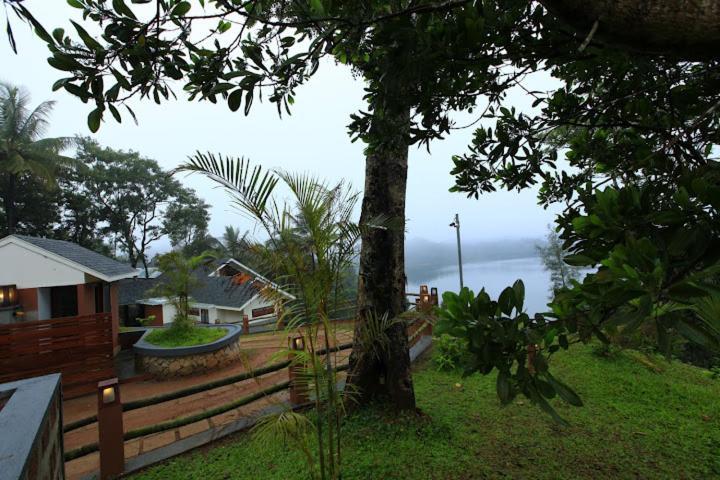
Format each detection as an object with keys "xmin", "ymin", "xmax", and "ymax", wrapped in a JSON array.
[
  {"xmin": 108, "ymin": 104, "xmax": 121, "ymax": 123},
  {"xmin": 87, "ymin": 107, "xmax": 102, "ymax": 132},
  {"xmin": 512, "ymin": 279, "xmax": 525, "ymax": 312},
  {"xmin": 309, "ymin": 0, "xmax": 324, "ymax": 15},
  {"xmin": 497, "ymin": 286, "xmax": 515, "ymax": 315},
  {"xmin": 228, "ymin": 89, "xmax": 243, "ymax": 112},
  {"xmin": 545, "ymin": 374, "xmax": 583, "ymax": 406},
  {"xmin": 112, "ymin": 0, "xmax": 137, "ymax": 19},
  {"xmin": 71, "ymin": 21, "xmax": 102, "ymax": 51},
  {"xmin": 564, "ymin": 254, "xmax": 595, "ymax": 266},
  {"xmin": 171, "ymin": 1, "xmax": 191, "ymax": 16},
  {"xmin": 496, "ymin": 370, "xmax": 512, "ymax": 405}
]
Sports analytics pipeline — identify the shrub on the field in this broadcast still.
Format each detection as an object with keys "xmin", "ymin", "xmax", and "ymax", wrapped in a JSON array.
[{"xmin": 433, "ymin": 334, "xmax": 466, "ymax": 371}]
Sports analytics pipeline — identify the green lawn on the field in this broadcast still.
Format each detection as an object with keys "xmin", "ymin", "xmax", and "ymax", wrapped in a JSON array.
[
  {"xmin": 144, "ymin": 326, "xmax": 227, "ymax": 348},
  {"xmin": 130, "ymin": 344, "xmax": 720, "ymax": 479}
]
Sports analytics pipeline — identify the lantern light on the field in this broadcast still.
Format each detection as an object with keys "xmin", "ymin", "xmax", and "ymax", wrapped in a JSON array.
[
  {"xmin": 102, "ymin": 387, "xmax": 116, "ymax": 404},
  {"xmin": 289, "ymin": 334, "xmax": 305, "ymax": 351},
  {"xmin": 98, "ymin": 378, "xmax": 120, "ymax": 405}
]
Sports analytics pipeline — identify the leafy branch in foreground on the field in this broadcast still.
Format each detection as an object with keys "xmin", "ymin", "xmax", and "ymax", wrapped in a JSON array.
[{"xmin": 436, "ymin": 280, "xmax": 582, "ymax": 425}]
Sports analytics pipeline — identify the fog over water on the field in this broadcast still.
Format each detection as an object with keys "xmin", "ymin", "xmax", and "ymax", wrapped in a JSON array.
[{"xmin": 406, "ymin": 238, "xmax": 553, "ymax": 315}]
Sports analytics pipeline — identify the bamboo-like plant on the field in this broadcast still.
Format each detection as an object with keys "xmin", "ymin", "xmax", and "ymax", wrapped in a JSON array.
[{"xmin": 177, "ymin": 152, "xmax": 388, "ymax": 479}]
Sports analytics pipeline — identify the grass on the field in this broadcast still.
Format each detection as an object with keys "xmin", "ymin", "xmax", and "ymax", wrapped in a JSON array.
[
  {"xmin": 144, "ymin": 326, "xmax": 227, "ymax": 348},
  {"xmin": 120, "ymin": 326, "xmax": 146, "ymax": 333},
  {"xmin": 130, "ymin": 344, "xmax": 720, "ymax": 479}
]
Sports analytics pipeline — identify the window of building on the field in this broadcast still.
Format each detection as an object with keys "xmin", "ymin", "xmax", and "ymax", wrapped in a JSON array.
[{"xmin": 252, "ymin": 306, "xmax": 274, "ymax": 318}]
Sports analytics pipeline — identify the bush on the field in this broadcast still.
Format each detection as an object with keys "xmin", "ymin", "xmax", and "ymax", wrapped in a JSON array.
[{"xmin": 433, "ymin": 334, "xmax": 466, "ymax": 371}]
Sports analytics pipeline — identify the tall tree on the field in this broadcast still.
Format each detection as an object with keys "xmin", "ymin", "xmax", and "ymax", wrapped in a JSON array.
[
  {"xmin": 163, "ymin": 187, "xmax": 211, "ymax": 250},
  {"xmin": 0, "ymin": 173, "xmax": 62, "ymax": 237},
  {"xmin": 536, "ymin": 225, "xmax": 582, "ymax": 296},
  {"xmin": 54, "ymin": 155, "xmax": 109, "ymax": 252},
  {"xmin": 0, "ymin": 82, "xmax": 73, "ymax": 234},
  {"xmin": 34, "ymin": 0, "xmax": 540, "ymax": 410},
  {"xmin": 76, "ymin": 138, "xmax": 183, "ymax": 275},
  {"xmin": 221, "ymin": 226, "xmax": 249, "ymax": 260}
]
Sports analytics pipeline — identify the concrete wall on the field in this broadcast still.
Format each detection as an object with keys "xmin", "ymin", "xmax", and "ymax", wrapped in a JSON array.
[
  {"xmin": 0, "ymin": 374, "xmax": 64, "ymax": 480},
  {"xmin": 0, "ymin": 242, "xmax": 85, "ymax": 289}
]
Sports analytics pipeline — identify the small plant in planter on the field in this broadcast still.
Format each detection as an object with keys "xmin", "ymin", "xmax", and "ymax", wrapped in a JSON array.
[{"xmin": 144, "ymin": 252, "xmax": 226, "ymax": 348}]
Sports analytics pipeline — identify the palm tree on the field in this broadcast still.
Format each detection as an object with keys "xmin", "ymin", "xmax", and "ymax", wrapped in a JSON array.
[
  {"xmin": 0, "ymin": 82, "xmax": 74, "ymax": 234},
  {"xmin": 221, "ymin": 225, "xmax": 250, "ymax": 259},
  {"xmin": 177, "ymin": 152, "xmax": 393, "ymax": 479}
]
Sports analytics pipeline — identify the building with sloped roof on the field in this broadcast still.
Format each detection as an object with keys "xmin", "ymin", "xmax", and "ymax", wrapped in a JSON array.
[
  {"xmin": 119, "ymin": 262, "xmax": 293, "ymax": 327},
  {"xmin": 0, "ymin": 235, "xmax": 138, "ymax": 350}
]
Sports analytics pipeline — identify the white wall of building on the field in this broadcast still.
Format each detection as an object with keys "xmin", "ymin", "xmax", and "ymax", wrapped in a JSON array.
[
  {"xmin": 243, "ymin": 296, "xmax": 277, "ymax": 321},
  {"xmin": 161, "ymin": 303, "xmax": 177, "ymax": 325},
  {"xmin": 0, "ymin": 243, "xmax": 85, "ymax": 288},
  {"xmin": 215, "ymin": 308, "xmax": 244, "ymax": 324},
  {"xmin": 37, "ymin": 288, "xmax": 51, "ymax": 321}
]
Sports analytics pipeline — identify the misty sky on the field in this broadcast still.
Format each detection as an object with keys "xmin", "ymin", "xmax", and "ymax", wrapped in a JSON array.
[{"xmin": 1, "ymin": 2, "xmax": 561, "ymax": 253}]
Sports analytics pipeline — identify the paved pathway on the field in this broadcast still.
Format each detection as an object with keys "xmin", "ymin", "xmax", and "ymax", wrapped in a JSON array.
[{"xmin": 64, "ymin": 326, "xmax": 354, "ymax": 480}]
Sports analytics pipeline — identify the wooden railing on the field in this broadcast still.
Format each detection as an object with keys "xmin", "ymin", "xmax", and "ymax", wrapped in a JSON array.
[{"xmin": 0, "ymin": 312, "xmax": 115, "ymax": 398}]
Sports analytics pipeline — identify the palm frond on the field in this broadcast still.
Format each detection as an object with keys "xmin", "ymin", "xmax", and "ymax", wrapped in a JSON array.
[{"xmin": 177, "ymin": 152, "xmax": 279, "ymax": 219}]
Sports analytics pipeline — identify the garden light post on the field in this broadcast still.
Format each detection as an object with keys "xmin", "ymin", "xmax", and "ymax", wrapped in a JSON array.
[
  {"xmin": 449, "ymin": 213, "xmax": 464, "ymax": 290},
  {"xmin": 288, "ymin": 333, "xmax": 309, "ymax": 405},
  {"xmin": 97, "ymin": 378, "xmax": 124, "ymax": 480}
]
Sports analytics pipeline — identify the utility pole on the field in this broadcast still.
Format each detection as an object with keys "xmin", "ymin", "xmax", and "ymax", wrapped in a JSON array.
[{"xmin": 449, "ymin": 213, "xmax": 464, "ymax": 290}]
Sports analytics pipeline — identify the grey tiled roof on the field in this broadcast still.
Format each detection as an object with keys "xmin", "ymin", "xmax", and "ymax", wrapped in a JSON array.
[
  {"xmin": 119, "ymin": 270, "xmax": 261, "ymax": 309},
  {"xmin": 11, "ymin": 235, "xmax": 137, "ymax": 278}
]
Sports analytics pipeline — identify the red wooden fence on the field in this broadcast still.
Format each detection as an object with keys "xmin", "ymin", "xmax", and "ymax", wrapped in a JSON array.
[{"xmin": 0, "ymin": 313, "xmax": 115, "ymax": 398}]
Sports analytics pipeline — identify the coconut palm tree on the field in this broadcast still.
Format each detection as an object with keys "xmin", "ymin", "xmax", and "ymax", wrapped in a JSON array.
[
  {"xmin": 0, "ymin": 82, "xmax": 74, "ymax": 234},
  {"xmin": 221, "ymin": 225, "xmax": 250, "ymax": 259}
]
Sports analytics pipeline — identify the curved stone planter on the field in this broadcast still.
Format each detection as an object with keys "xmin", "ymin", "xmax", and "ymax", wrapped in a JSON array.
[{"xmin": 134, "ymin": 324, "xmax": 242, "ymax": 378}]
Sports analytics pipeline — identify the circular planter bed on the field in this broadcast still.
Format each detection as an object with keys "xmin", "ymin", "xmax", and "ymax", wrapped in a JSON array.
[{"xmin": 134, "ymin": 324, "xmax": 242, "ymax": 378}]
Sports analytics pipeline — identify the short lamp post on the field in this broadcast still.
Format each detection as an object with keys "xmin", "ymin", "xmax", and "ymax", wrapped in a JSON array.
[
  {"xmin": 97, "ymin": 378, "xmax": 124, "ymax": 480},
  {"xmin": 418, "ymin": 285, "xmax": 432, "ymax": 312},
  {"xmin": 288, "ymin": 334, "xmax": 309, "ymax": 405}
]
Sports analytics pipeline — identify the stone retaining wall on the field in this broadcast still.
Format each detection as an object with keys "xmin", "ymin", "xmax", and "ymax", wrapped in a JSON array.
[{"xmin": 137, "ymin": 337, "xmax": 242, "ymax": 377}]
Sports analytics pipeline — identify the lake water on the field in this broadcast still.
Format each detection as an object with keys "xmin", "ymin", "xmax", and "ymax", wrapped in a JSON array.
[{"xmin": 407, "ymin": 256, "xmax": 552, "ymax": 316}]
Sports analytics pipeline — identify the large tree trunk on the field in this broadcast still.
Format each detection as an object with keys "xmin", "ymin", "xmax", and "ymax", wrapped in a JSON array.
[
  {"xmin": 540, "ymin": 0, "xmax": 720, "ymax": 59},
  {"xmin": 346, "ymin": 97, "xmax": 415, "ymax": 411}
]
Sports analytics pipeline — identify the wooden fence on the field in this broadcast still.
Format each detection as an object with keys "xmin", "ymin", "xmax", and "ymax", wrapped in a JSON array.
[{"xmin": 0, "ymin": 313, "xmax": 115, "ymax": 398}]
